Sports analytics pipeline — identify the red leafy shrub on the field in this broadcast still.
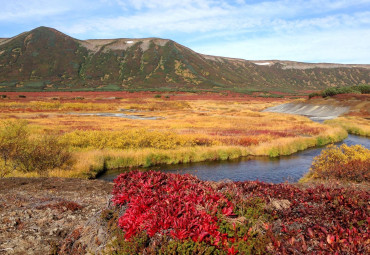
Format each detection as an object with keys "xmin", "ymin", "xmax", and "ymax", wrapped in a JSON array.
[
  {"xmin": 331, "ymin": 159, "xmax": 370, "ymax": 182},
  {"xmin": 219, "ymin": 181, "xmax": 370, "ymax": 254},
  {"xmin": 112, "ymin": 171, "xmax": 369, "ymax": 254},
  {"xmin": 112, "ymin": 171, "xmax": 235, "ymax": 250}
]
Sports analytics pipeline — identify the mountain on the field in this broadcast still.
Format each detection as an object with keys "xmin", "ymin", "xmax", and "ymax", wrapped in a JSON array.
[{"xmin": 0, "ymin": 26, "xmax": 369, "ymax": 92}]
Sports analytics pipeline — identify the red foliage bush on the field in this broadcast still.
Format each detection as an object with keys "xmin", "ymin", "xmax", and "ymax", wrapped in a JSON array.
[
  {"xmin": 222, "ymin": 181, "xmax": 370, "ymax": 254},
  {"xmin": 112, "ymin": 171, "xmax": 235, "ymax": 249},
  {"xmin": 112, "ymin": 171, "xmax": 370, "ymax": 254},
  {"xmin": 330, "ymin": 159, "xmax": 370, "ymax": 182}
]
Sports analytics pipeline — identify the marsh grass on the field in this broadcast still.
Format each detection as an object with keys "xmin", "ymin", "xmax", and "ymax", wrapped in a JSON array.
[
  {"xmin": 48, "ymin": 146, "xmax": 247, "ymax": 178},
  {"xmin": 248, "ymin": 126, "xmax": 347, "ymax": 157},
  {"xmin": 325, "ymin": 117, "xmax": 370, "ymax": 137},
  {"xmin": 0, "ymin": 101, "xmax": 118, "ymax": 112},
  {"xmin": 0, "ymin": 98, "xmax": 351, "ymax": 178}
]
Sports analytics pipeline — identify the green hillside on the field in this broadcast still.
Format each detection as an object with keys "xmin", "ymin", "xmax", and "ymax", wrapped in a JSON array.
[{"xmin": 0, "ymin": 26, "xmax": 369, "ymax": 92}]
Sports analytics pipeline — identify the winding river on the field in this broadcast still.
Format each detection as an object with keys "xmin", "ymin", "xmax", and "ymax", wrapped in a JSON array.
[
  {"xmin": 99, "ymin": 103, "xmax": 369, "ymax": 183},
  {"xmin": 99, "ymin": 134, "xmax": 369, "ymax": 183}
]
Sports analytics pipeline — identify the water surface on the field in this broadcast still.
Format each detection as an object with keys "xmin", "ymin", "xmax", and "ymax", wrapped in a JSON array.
[
  {"xmin": 69, "ymin": 112, "xmax": 162, "ymax": 120},
  {"xmin": 100, "ymin": 134, "xmax": 369, "ymax": 183}
]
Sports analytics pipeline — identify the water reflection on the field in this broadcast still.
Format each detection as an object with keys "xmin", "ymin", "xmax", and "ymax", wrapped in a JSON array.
[
  {"xmin": 100, "ymin": 135, "xmax": 369, "ymax": 183},
  {"xmin": 69, "ymin": 112, "xmax": 163, "ymax": 120}
]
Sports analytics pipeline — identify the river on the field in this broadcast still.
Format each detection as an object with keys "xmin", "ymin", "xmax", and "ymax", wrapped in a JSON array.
[
  {"xmin": 99, "ymin": 102, "xmax": 369, "ymax": 183},
  {"xmin": 99, "ymin": 134, "xmax": 369, "ymax": 183}
]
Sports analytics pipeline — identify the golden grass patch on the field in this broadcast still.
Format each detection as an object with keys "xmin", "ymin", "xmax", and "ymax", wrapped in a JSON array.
[{"xmin": 0, "ymin": 98, "xmax": 349, "ymax": 178}]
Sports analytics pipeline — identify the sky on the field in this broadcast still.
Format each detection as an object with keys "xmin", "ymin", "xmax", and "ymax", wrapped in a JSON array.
[{"xmin": 1, "ymin": 0, "xmax": 370, "ymax": 64}]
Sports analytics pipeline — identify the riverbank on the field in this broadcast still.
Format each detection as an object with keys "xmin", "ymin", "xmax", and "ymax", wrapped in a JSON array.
[
  {"xmin": 99, "ymin": 134, "xmax": 369, "ymax": 183},
  {"xmin": 325, "ymin": 116, "xmax": 370, "ymax": 137},
  {"xmin": 1, "ymin": 93, "xmax": 368, "ymax": 179},
  {"xmin": 8, "ymin": 125, "xmax": 345, "ymax": 180}
]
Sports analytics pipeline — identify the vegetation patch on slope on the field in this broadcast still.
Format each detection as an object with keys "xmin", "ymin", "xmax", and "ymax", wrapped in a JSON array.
[
  {"xmin": 1, "ymin": 27, "xmax": 369, "ymax": 93},
  {"xmin": 309, "ymin": 84, "xmax": 370, "ymax": 98}
]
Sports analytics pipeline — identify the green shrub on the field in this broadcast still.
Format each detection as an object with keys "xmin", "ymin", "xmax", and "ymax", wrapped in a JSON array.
[
  {"xmin": 319, "ymin": 84, "xmax": 370, "ymax": 98},
  {"xmin": 308, "ymin": 92, "xmax": 320, "ymax": 99},
  {"xmin": 356, "ymin": 84, "xmax": 370, "ymax": 93}
]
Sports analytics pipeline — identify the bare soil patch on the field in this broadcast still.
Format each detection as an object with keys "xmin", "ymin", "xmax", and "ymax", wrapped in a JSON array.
[{"xmin": 0, "ymin": 178, "xmax": 113, "ymax": 254}]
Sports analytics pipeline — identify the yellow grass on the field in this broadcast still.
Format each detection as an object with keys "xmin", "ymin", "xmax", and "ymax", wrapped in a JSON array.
[
  {"xmin": 299, "ymin": 144, "xmax": 370, "ymax": 183},
  {"xmin": 0, "ymin": 97, "xmax": 350, "ymax": 178},
  {"xmin": 248, "ymin": 126, "xmax": 347, "ymax": 157},
  {"xmin": 0, "ymin": 101, "xmax": 116, "ymax": 111},
  {"xmin": 325, "ymin": 117, "xmax": 370, "ymax": 137},
  {"xmin": 47, "ymin": 146, "xmax": 248, "ymax": 178}
]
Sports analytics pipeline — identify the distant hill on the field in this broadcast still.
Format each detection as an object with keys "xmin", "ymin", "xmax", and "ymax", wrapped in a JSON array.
[{"xmin": 0, "ymin": 26, "xmax": 369, "ymax": 92}]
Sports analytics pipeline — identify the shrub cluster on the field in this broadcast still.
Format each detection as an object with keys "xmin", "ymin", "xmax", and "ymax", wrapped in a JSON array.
[
  {"xmin": 111, "ymin": 171, "xmax": 369, "ymax": 254},
  {"xmin": 309, "ymin": 84, "xmax": 370, "ymax": 98},
  {"xmin": 0, "ymin": 121, "xmax": 72, "ymax": 177},
  {"xmin": 306, "ymin": 144, "xmax": 370, "ymax": 182},
  {"xmin": 113, "ymin": 171, "xmax": 234, "ymax": 245},
  {"xmin": 112, "ymin": 171, "xmax": 271, "ymax": 254}
]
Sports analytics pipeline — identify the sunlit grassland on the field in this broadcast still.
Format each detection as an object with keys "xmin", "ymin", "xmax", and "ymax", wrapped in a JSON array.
[
  {"xmin": 325, "ymin": 116, "xmax": 370, "ymax": 137},
  {"xmin": 0, "ymin": 101, "xmax": 117, "ymax": 111},
  {"xmin": 0, "ymin": 97, "xmax": 348, "ymax": 178},
  {"xmin": 46, "ymin": 146, "xmax": 248, "ymax": 178}
]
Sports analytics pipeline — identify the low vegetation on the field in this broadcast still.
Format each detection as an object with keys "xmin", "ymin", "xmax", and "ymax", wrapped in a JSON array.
[
  {"xmin": 105, "ymin": 145, "xmax": 369, "ymax": 253},
  {"xmin": 300, "ymin": 144, "xmax": 370, "ymax": 183},
  {"xmin": 0, "ymin": 93, "xmax": 352, "ymax": 178},
  {"xmin": 325, "ymin": 117, "xmax": 370, "ymax": 137},
  {"xmin": 105, "ymin": 170, "xmax": 369, "ymax": 254},
  {"xmin": 0, "ymin": 91, "xmax": 368, "ymax": 254},
  {"xmin": 0, "ymin": 120, "xmax": 72, "ymax": 177},
  {"xmin": 309, "ymin": 84, "xmax": 370, "ymax": 98}
]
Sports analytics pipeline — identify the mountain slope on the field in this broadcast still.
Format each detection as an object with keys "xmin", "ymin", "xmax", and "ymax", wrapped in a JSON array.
[{"xmin": 0, "ymin": 26, "xmax": 369, "ymax": 92}]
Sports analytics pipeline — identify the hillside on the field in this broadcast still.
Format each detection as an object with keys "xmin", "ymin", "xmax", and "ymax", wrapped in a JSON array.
[{"xmin": 0, "ymin": 26, "xmax": 369, "ymax": 92}]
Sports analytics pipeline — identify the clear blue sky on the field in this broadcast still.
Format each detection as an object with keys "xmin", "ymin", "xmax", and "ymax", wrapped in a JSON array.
[{"xmin": 1, "ymin": 0, "xmax": 370, "ymax": 64}]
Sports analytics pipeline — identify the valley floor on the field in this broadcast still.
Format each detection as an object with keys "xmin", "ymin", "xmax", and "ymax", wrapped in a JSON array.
[
  {"xmin": 0, "ymin": 91, "xmax": 353, "ymax": 179},
  {"xmin": 0, "ymin": 92, "xmax": 368, "ymax": 254}
]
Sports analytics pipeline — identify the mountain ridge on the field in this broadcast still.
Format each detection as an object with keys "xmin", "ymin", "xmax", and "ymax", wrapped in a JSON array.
[{"xmin": 0, "ymin": 26, "xmax": 369, "ymax": 92}]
